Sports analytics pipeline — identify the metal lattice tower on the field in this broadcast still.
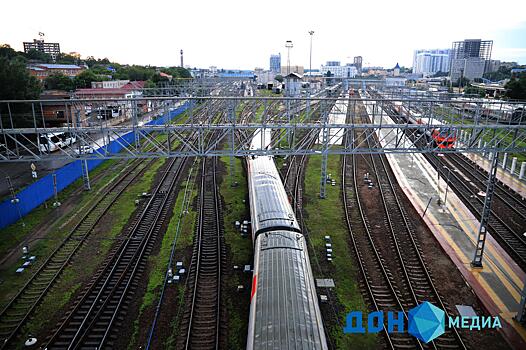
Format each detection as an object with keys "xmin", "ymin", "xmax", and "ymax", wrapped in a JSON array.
[
  {"xmin": 81, "ymin": 159, "xmax": 91, "ymax": 191},
  {"xmin": 471, "ymin": 146, "xmax": 499, "ymax": 268},
  {"xmin": 320, "ymin": 99, "xmax": 329, "ymax": 199},
  {"xmin": 229, "ymin": 99, "xmax": 236, "ymax": 187}
]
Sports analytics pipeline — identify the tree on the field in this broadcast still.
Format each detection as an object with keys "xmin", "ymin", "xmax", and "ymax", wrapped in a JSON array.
[
  {"xmin": 84, "ymin": 56, "xmax": 111, "ymax": 68},
  {"xmin": 152, "ymin": 73, "xmax": 170, "ymax": 83},
  {"xmin": 56, "ymin": 53, "xmax": 80, "ymax": 65},
  {"xmin": 74, "ymin": 70, "xmax": 104, "ymax": 89},
  {"xmin": 275, "ymin": 75, "xmax": 283, "ymax": 83},
  {"xmin": 44, "ymin": 73, "xmax": 75, "ymax": 91},
  {"xmin": 24, "ymin": 49, "xmax": 52, "ymax": 62},
  {"xmin": 161, "ymin": 66, "xmax": 192, "ymax": 79},
  {"xmin": 464, "ymin": 85, "xmax": 485, "ymax": 97},
  {"xmin": 432, "ymin": 71, "xmax": 448, "ymax": 78},
  {"xmin": 0, "ymin": 57, "xmax": 43, "ymax": 127},
  {"xmin": 0, "ymin": 44, "xmax": 20, "ymax": 60},
  {"xmin": 325, "ymin": 70, "xmax": 334, "ymax": 85},
  {"xmin": 144, "ymin": 80, "xmax": 156, "ymax": 89},
  {"xmin": 0, "ymin": 57, "xmax": 42, "ymax": 100},
  {"xmin": 505, "ymin": 76, "xmax": 526, "ymax": 100},
  {"xmin": 484, "ymin": 66, "xmax": 512, "ymax": 82},
  {"xmin": 453, "ymin": 77, "xmax": 469, "ymax": 88},
  {"xmin": 114, "ymin": 65, "xmax": 155, "ymax": 81}
]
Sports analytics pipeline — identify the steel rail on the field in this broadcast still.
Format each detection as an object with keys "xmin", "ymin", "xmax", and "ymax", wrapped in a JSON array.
[
  {"xmin": 341, "ymin": 106, "xmax": 421, "ymax": 349},
  {"xmin": 0, "ymin": 157, "xmax": 154, "ymax": 349}
]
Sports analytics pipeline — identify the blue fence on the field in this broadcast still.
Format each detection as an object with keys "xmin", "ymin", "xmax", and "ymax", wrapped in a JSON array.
[{"xmin": 0, "ymin": 102, "xmax": 190, "ymax": 229}]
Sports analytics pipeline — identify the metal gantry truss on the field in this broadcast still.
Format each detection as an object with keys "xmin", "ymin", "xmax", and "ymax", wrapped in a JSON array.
[
  {"xmin": 2, "ymin": 89, "xmax": 526, "ymax": 320},
  {"xmin": 1, "ymin": 96, "xmax": 525, "ymax": 162}
]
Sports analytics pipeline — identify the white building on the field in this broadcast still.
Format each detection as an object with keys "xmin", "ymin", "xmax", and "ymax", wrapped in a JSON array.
[
  {"xmin": 320, "ymin": 62, "xmax": 357, "ymax": 78},
  {"xmin": 385, "ymin": 77, "xmax": 407, "ymax": 87},
  {"xmin": 255, "ymin": 70, "xmax": 276, "ymax": 84},
  {"xmin": 412, "ymin": 49, "xmax": 451, "ymax": 76},
  {"xmin": 280, "ymin": 65, "xmax": 304, "ymax": 76},
  {"xmin": 284, "ymin": 72, "xmax": 303, "ymax": 97},
  {"xmin": 91, "ymin": 80, "xmax": 130, "ymax": 89}
]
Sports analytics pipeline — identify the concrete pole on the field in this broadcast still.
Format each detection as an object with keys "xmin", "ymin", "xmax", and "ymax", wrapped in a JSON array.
[
  {"xmin": 483, "ymin": 142, "xmax": 487, "ymax": 157},
  {"xmin": 502, "ymin": 153, "xmax": 508, "ymax": 170},
  {"xmin": 520, "ymin": 162, "xmax": 526, "ymax": 180},
  {"xmin": 511, "ymin": 157, "xmax": 517, "ymax": 174}
]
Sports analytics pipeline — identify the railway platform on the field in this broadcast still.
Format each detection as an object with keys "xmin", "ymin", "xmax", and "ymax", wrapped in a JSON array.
[
  {"xmin": 463, "ymin": 152, "xmax": 526, "ymax": 198},
  {"xmin": 364, "ymin": 100, "xmax": 526, "ymax": 349}
]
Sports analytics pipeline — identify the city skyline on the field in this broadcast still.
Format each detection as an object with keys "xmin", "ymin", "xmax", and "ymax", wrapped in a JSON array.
[{"xmin": 1, "ymin": 0, "xmax": 526, "ymax": 69}]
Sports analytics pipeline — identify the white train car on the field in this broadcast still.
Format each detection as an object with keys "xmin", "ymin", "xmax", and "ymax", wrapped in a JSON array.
[{"xmin": 246, "ymin": 128, "xmax": 328, "ymax": 350}]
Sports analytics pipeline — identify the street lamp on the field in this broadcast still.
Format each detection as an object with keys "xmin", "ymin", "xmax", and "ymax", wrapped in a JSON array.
[
  {"xmin": 308, "ymin": 31, "xmax": 314, "ymax": 80},
  {"xmin": 307, "ymin": 31, "xmax": 314, "ymax": 118},
  {"xmin": 285, "ymin": 40, "xmax": 293, "ymax": 75}
]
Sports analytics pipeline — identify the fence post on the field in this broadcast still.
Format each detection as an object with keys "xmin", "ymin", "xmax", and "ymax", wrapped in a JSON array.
[
  {"xmin": 511, "ymin": 157, "xmax": 517, "ymax": 175},
  {"xmin": 520, "ymin": 162, "xmax": 526, "ymax": 180}
]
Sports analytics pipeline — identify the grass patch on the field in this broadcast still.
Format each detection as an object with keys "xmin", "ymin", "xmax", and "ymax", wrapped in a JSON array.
[
  {"xmin": 162, "ymin": 164, "xmax": 200, "ymax": 350},
  {"xmin": 303, "ymin": 154, "xmax": 378, "ymax": 349},
  {"xmin": 219, "ymin": 156, "xmax": 252, "ymax": 349},
  {"xmin": 257, "ymin": 89, "xmax": 282, "ymax": 97},
  {"xmin": 12, "ymin": 158, "xmax": 165, "ymax": 349},
  {"xmin": 0, "ymin": 160, "xmax": 137, "ymax": 309},
  {"xmin": 0, "ymin": 159, "xmax": 126, "ymax": 261},
  {"xmin": 128, "ymin": 161, "xmax": 199, "ymax": 350}
]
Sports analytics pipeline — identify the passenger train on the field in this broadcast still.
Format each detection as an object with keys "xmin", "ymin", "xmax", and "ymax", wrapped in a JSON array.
[
  {"xmin": 393, "ymin": 102, "xmax": 457, "ymax": 149},
  {"xmin": 246, "ymin": 129, "xmax": 328, "ymax": 350}
]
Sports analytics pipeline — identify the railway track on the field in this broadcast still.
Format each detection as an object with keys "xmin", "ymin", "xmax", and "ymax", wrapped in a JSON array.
[
  {"xmin": 376, "ymin": 95, "xmax": 526, "ymax": 270},
  {"xmin": 281, "ymin": 91, "xmax": 341, "ymax": 216},
  {"xmin": 43, "ymin": 155, "xmax": 187, "ymax": 349},
  {"xmin": 283, "ymin": 128, "xmax": 320, "ymax": 216},
  {"xmin": 445, "ymin": 153, "xmax": 526, "ymax": 235},
  {"xmin": 0, "ymin": 158, "xmax": 155, "ymax": 349},
  {"xmin": 341, "ymin": 102, "xmax": 466, "ymax": 349},
  {"xmin": 40, "ymin": 93, "xmax": 231, "ymax": 349},
  {"xmin": 177, "ymin": 156, "xmax": 225, "ymax": 350},
  {"xmin": 429, "ymin": 152, "xmax": 526, "ymax": 269}
]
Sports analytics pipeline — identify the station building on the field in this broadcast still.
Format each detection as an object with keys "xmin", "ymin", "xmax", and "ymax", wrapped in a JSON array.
[{"xmin": 28, "ymin": 63, "xmax": 85, "ymax": 80}]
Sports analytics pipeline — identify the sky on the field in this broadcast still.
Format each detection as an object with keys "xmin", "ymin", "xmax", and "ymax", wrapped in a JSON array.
[{"xmin": 2, "ymin": 0, "xmax": 526, "ymax": 70}]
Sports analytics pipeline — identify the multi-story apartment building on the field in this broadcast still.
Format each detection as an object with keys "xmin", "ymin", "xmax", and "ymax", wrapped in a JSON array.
[
  {"xmin": 320, "ymin": 61, "xmax": 357, "ymax": 78},
  {"xmin": 270, "ymin": 54, "xmax": 281, "ymax": 73},
  {"xmin": 450, "ymin": 39, "xmax": 493, "ymax": 82},
  {"xmin": 353, "ymin": 56, "xmax": 363, "ymax": 73},
  {"xmin": 412, "ymin": 49, "xmax": 451, "ymax": 76},
  {"xmin": 23, "ymin": 39, "xmax": 61, "ymax": 60}
]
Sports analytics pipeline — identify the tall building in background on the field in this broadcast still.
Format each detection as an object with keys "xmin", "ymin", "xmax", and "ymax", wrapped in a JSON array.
[
  {"xmin": 353, "ymin": 56, "xmax": 363, "ymax": 73},
  {"xmin": 270, "ymin": 54, "xmax": 281, "ymax": 73},
  {"xmin": 450, "ymin": 39, "xmax": 493, "ymax": 82},
  {"xmin": 320, "ymin": 61, "xmax": 357, "ymax": 78},
  {"xmin": 23, "ymin": 38, "xmax": 61, "ymax": 60},
  {"xmin": 412, "ymin": 49, "xmax": 451, "ymax": 76}
]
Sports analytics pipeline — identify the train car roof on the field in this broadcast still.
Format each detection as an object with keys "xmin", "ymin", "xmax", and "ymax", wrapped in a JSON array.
[
  {"xmin": 250, "ymin": 128, "xmax": 273, "ymax": 151},
  {"xmin": 248, "ymin": 155, "xmax": 300, "ymax": 234},
  {"xmin": 252, "ymin": 232, "xmax": 326, "ymax": 349}
]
